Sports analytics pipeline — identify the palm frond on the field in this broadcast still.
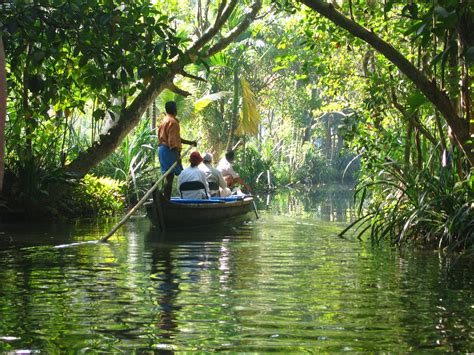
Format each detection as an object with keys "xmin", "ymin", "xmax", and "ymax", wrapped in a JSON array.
[
  {"xmin": 194, "ymin": 91, "xmax": 231, "ymax": 112},
  {"xmin": 236, "ymin": 78, "xmax": 260, "ymax": 136}
]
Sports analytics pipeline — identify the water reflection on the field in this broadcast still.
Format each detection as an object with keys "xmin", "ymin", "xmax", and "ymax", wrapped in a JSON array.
[
  {"xmin": 0, "ymin": 190, "xmax": 473, "ymax": 352},
  {"xmin": 259, "ymin": 185, "xmax": 355, "ymax": 223},
  {"xmin": 150, "ymin": 240, "xmax": 181, "ymax": 338}
]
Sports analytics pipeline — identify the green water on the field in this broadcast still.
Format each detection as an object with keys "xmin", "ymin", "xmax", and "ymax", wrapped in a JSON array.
[{"xmin": 0, "ymin": 191, "xmax": 473, "ymax": 352}]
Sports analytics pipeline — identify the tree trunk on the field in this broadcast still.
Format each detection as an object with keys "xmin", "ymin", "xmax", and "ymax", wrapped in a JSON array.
[
  {"xmin": 324, "ymin": 114, "xmax": 331, "ymax": 159},
  {"xmin": 414, "ymin": 126, "xmax": 422, "ymax": 170},
  {"xmin": 226, "ymin": 67, "xmax": 240, "ymax": 151},
  {"xmin": 65, "ymin": 0, "xmax": 262, "ymax": 177},
  {"xmin": 404, "ymin": 121, "xmax": 413, "ymax": 168},
  {"xmin": 299, "ymin": 0, "xmax": 473, "ymax": 166},
  {"xmin": 65, "ymin": 74, "xmax": 171, "ymax": 177},
  {"xmin": 0, "ymin": 36, "xmax": 6, "ymax": 195}
]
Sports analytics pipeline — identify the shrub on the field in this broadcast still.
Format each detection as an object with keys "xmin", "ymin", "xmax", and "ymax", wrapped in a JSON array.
[
  {"xmin": 239, "ymin": 143, "xmax": 274, "ymax": 189},
  {"xmin": 72, "ymin": 174, "xmax": 125, "ymax": 217}
]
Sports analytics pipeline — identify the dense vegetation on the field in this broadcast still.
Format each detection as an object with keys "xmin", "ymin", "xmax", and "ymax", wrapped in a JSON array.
[{"xmin": 0, "ymin": 0, "xmax": 472, "ymax": 252}]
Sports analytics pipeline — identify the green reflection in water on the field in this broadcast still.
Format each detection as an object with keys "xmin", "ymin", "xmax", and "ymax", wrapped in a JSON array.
[{"xmin": 0, "ymin": 189, "xmax": 472, "ymax": 352}]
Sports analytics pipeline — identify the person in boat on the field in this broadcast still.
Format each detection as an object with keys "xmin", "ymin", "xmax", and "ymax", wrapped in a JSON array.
[
  {"xmin": 216, "ymin": 150, "xmax": 251, "ymax": 193},
  {"xmin": 158, "ymin": 101, "xmax": 197, "ymax": 200},
  {"xmin": 199, "ymin": 153, "xmax": 232, "ymax": 197},
  {"xmin": 178, "ymin": 151, "xmax": 210, "ymax": 199}
]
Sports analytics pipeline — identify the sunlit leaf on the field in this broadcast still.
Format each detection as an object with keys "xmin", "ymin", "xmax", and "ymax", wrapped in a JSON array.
[
  {"xmin": 236, "ymin": 78, "xmax": 260, "ymax": 136},
  {"xmin": 193, "ymin": 91, "xmax": 231, "ymax": 112}
]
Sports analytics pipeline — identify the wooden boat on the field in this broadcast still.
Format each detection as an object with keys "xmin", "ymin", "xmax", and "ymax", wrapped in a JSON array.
[{"xmin": 144, "ymin": 191, "xmax": 254, "ymax": 229}]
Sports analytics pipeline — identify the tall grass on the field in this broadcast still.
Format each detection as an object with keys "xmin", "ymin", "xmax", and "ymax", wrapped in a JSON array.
[{"xmin": 340, "ymin": 160, "xmax": 474, "ymax": 253}]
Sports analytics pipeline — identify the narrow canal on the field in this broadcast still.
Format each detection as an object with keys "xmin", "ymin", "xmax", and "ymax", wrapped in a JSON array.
[{"xmin": 0, "ymin": 189, "xmax": 473, "ymax": 352}]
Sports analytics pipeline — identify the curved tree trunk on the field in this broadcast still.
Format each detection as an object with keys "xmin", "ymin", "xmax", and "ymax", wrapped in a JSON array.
[
  {"xmin": 64, "ymin": 1, "xmax": 261, "ymax": 178},
  {"xmin": 0, "ymin": 36, "xmax": 6, "ymax": 195},
  {"xmin": 65, "ymin": 74, "xmax": 171, "ymax": 177},
  {"xmin": 64, "ymin": 0, "xmax": 262, "ymax": 178},
  {"xmin": 299, "ymin": 0, "xmax": 473, "ymax": 166}
]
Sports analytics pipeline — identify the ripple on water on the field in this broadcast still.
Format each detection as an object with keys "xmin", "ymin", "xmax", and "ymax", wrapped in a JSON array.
[{"xmin": 0, "ymin": 212, "xmax": 473, "ymax": 352}]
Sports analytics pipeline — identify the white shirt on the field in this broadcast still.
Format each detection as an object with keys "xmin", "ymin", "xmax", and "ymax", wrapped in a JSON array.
[
  {"xmin": 178, "ymin": 166, "xmax": 210, "ymax": 199},
  {"xmin": 216, "ymin": 157, "xmax": 239, "ymax": 179},
  {"xmin": 199, "ymin": 162, "xmax": 232, "ymax": 197}
]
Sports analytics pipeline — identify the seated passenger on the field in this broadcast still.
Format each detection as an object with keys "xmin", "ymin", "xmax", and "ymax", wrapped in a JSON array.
[
  {"xmin": 177, "ymin": 151, "xmax": 210, "ymax": 199},
  {"xmin": 199, "ymin": 153, "xmax": 231, "ymax": 197},
  {"xmin": 216, "ymin": 150, "xmax": 251, "ymax": 193}
]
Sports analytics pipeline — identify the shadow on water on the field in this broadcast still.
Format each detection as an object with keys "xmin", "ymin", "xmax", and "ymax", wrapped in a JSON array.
[{"xmin": 0, "ymin": 217, "xmax": 119, "ymax": 251}]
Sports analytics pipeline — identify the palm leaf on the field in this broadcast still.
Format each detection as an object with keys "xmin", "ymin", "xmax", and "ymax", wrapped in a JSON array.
[
  {"xmin": 236, "ymin": 78, "xmax": 260, "ymax": 136},
  {"xmin": 193, "ymin": 91, "xmax": 231, "ymax": 112}
]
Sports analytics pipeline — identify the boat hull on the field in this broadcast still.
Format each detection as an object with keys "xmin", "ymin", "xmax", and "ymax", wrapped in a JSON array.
[{"xmin": 145, "ymin": 192, "xmax": 253, "ymax": 229}]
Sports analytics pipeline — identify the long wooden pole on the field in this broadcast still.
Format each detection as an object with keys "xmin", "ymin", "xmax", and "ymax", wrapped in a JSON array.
[
  {"xmin": 252, "ymin": 199, "xmax": 259, "ymax": 219},
  {"xmin": 100, "ymin": 146, "xmax": 193, "ymax": 242}
]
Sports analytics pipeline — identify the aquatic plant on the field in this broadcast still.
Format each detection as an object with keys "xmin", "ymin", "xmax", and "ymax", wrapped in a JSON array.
[{"xmin": 341, "ymin": 162, "xmax": 474, "ymax": 253}]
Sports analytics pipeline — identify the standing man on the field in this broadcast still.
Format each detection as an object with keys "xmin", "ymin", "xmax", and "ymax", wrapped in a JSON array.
[{"xmin": 158, "ymin": 101, "xmax": 196, "ymax": 200}]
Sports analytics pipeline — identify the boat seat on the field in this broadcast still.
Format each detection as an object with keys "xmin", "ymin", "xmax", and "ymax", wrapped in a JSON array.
[
  {"xmin": 179, "ymin": 181, "xmax": 209, "ymax": 199},
  {"xmin": 208, "ymin": 181, "xmax": 220, "ymax": 197}
]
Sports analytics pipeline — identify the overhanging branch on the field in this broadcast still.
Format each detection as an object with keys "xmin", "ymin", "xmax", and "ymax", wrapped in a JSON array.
[
  {"xmin": 167, "ymin": 82, "xmax": 192, "ymax": 97},
  {"xmin": 180, "ymin": 69, "xmax": 207, "ymax": 82},
  {"xmin": 390, "ymin": 88, "xmax": 438, "ymax": 147},
  {"xmin": 186, "ymin": 0, "xmax": 238, "ymax": 55},
  {"xmin": 298, "ymin": 0, "xmax": 473, "ymax": 165},
  {"xmin": 205, "ymin": 0, "xmax": 263, "ymax": 58},
  {"xmin": 65, "ymin": 1, "xmax": 262, "ymax": 177}
]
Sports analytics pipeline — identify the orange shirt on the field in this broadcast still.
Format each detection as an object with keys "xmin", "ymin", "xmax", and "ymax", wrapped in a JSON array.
[{"xmin": 158, "ymin": 114, "xmax": 181, "ymax": 151}]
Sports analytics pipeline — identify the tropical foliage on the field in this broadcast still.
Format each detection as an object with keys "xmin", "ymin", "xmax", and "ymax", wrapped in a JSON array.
[
  {"xmin": 0, "ymin": 0, "xmax": 262, "ymax": 214},
  {"xmin": 289, "ymin": 0, "xmax": 474, "ymax": 251}
]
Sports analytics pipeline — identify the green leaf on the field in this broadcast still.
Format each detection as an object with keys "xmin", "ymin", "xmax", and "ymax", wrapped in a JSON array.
[
  {"xmin": 384, "ymin": 0, "xmax": 395, "ymax": 13},
  {"xmin": 404, "ymin": 21, "xmax": 424, "ymax": 36},
  {"xmin": 407, "ymin": 91, "xmax": 428, "ymax": 112},
  {"xmin": 415, "ymin": 23, "xmax": 427, "ymax": 37},
  {"xmin": 464, "ymin": 47, "xmax": 474, "ymax": 64},
  {"xmin": 153, "ymin": 42, "xmax": 165, "ymax": 56},
  {"xmin": 93, "ymin": 108, "xmax": 105, "ymax": 120},
  {"xmin": 272, "ymin": 65, "xmax": 287, "ymax": 72}
]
